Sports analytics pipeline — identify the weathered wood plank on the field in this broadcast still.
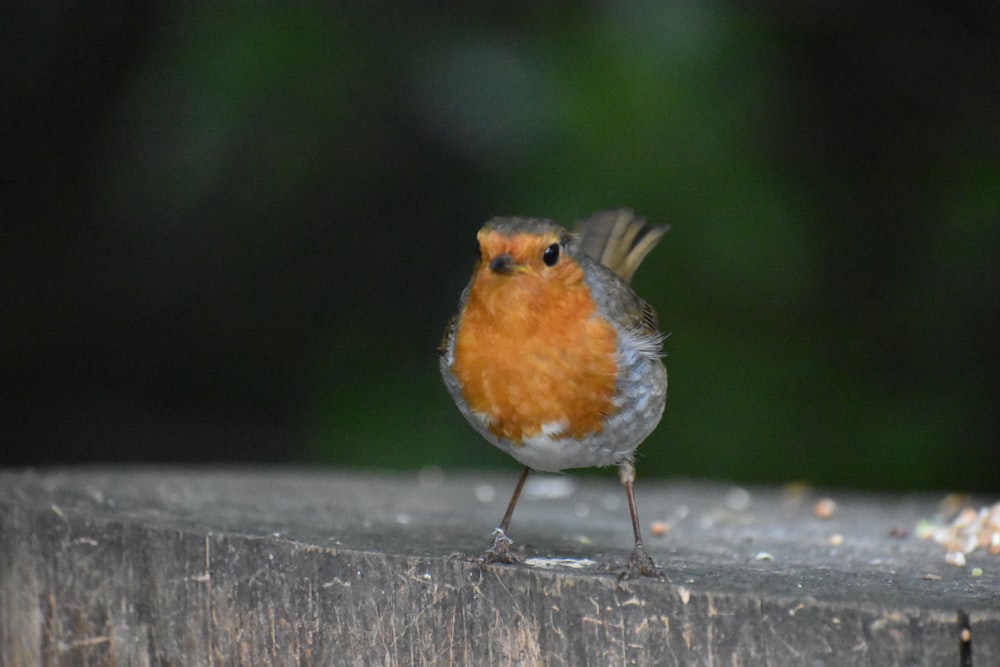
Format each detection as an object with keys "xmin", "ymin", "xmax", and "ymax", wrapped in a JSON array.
[{"xmin": 0, "ymin": 467, "xmax": 996, "ymax": 665}]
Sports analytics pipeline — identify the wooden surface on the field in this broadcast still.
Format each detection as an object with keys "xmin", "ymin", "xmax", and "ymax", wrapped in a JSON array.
[{"xmin": 0, "ymin": 467, "xmax": 997, "ymax": 666}]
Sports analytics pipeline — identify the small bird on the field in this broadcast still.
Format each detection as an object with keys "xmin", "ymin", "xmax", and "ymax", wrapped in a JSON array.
[{"xmin": 439, "ymin": 209, "xmax": 668, "ymax": 577}]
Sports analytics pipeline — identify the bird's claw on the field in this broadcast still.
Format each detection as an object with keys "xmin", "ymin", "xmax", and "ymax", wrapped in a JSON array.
[
  {"xmin": 619, "ymin": 543, "xmax": 664, "ymax": 580},
  {"xmin": 480, "ymin": 528, "xmax": 520, "ymax": 565}
]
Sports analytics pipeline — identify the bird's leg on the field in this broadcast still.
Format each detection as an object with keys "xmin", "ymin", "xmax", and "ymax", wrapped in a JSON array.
[
  {"xmin": 482, "ymin": 466, "xmax": 530, "ymax": 564},
  {"xmin": 619, "ymin": 460, "xmax": 661, "ymax": 578}
]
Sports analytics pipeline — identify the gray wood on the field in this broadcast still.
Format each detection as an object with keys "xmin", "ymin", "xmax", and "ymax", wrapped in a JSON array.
[{"xmin": 0, "ymin": 467, "xmax": 996, "ymax": 665}]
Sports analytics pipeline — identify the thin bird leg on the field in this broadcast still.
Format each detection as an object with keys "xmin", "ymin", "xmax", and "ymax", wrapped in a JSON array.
[
  {"xmin": 619, "ymin": 460, "xmax": 660, "ymax": 578},
  {"xmin": 482, "ymin": 466, "xmax": 530, "ymax": 564}
]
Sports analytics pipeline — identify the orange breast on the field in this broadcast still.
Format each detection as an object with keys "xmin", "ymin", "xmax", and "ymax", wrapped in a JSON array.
[{"xmin": 451, "ymin": 260, "xmax": 618, "ymax": 443}]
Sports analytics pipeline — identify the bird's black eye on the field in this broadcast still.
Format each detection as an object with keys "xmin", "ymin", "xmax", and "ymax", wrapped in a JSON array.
[{"xmin": 542, "ymin": 243, "xmax": 560, "ymax": 267}]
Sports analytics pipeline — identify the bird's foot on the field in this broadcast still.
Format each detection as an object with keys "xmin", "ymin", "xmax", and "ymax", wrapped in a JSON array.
[
  {"xmin": 619, "ymin": 542, "xmax": 664, "ymax": 580},
  {"xmin": 480, "ymin": 528, "xmax": 520, "ymax": 565}
]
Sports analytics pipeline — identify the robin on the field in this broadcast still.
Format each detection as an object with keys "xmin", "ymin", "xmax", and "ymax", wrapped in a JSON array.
[{"xmin": 439, "ymin": 208, "xmax": 668, "ymax": 577}]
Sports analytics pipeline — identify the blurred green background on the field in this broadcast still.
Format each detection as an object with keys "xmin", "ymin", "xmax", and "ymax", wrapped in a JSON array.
[{"xmin": 2, "ymin": 3, "xmax": 997, "ymax": 491}]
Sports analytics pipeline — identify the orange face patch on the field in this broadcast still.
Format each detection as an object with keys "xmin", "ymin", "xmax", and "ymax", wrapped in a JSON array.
[{"xmin": 451, "ymin": 231, "xmax": 618, "ymax": 442}]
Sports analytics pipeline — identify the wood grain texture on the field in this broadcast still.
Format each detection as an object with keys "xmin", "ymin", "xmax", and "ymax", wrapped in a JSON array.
[{"xmin": 1, "ymin": 467, "xmax": 996, "ymax": 666}]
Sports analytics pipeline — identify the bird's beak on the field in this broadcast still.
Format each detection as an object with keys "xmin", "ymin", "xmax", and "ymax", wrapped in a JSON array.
[{"xmin": 488, "ymin": 253, "xmax": 524, "ymax": 275}]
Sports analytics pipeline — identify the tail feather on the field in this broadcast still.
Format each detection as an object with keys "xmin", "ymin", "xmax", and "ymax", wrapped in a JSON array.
[{"xmin": 574, "ymin": 209, "xmax": 669, "ymax": 284}]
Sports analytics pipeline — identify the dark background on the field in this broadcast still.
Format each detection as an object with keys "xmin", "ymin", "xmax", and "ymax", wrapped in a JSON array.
[{"xmin": 3, "ymin": 3, "xmax": 997, "ymax": 491}]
